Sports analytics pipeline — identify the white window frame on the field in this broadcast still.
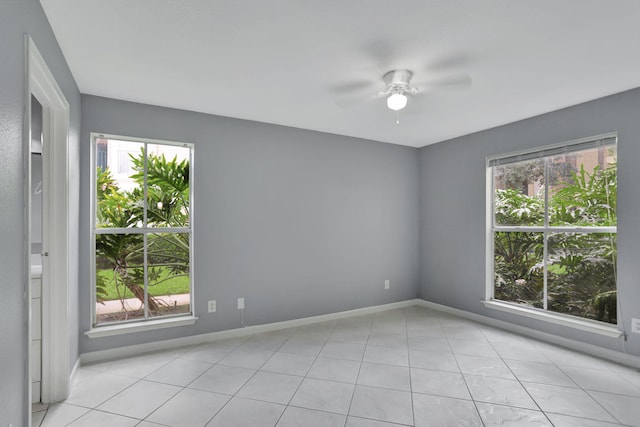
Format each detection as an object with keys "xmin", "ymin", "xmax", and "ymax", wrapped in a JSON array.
[
  {"xmin": 87, "ymin": 133, "xmax": 196, "ymax": 336},
  {"xmin": 484, "ymin": 132, "xmax": 622, "ymax": 338}
]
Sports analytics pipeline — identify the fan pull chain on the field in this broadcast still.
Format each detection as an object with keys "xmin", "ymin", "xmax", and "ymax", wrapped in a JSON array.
[{"xmin": 396, "ymin": 110, "xmax": 400, "ymax": 125}]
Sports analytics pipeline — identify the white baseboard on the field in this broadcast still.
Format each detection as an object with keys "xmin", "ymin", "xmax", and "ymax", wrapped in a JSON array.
[
  {"xmin": 79, "ymin": 298, "xmax": 640, "ymax": 370},
  {"xmin": 416, "ymin": 299, "xmax": 640, "ymax": 369},
  {"xmin": 80, "ymin": 299, "xmax": 420, "ymax": 364},
  {"xmin": 70, "ymin": 358, "xmax": 81, "ymax": 387}
]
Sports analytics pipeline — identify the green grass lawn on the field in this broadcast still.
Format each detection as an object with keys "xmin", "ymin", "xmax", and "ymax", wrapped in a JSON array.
[{"xmin": 97, "ymin": 268, "xmax": 190, "ymax": 301}]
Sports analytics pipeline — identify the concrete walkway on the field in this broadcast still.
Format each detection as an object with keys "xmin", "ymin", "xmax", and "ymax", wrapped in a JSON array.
[{"xmin": 96, "ymin": 293, "xmax": 190, "ymax": 315}]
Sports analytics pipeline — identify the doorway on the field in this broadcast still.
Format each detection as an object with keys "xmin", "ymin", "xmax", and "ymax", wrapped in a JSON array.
[
  {"xmin": 30, "ymin": 95, "xmax": 45, "ymax": 405},
  {"xmin": 26, "ymin": 36, "xmax": 71, "ymax": 424}
]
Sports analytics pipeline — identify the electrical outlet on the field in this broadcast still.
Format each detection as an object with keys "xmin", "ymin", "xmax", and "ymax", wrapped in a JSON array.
[
  {"xmin": 384, "ymin": 279, "xmax": 390, "ymax": 290},
  {"xmin": 632, "ymin": 318, "xmax": 640, "ymax": 334},
  {"xmin": 207, "ymin": 300, "xmax": 216, "ymax": 313},
  {"xmin": 238, "ymin": 297, "xmax": 245, "ymax": 310}
]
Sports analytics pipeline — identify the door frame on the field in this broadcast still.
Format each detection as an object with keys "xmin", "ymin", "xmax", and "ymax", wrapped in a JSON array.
[{"xmin": 25, "ymin": 35, "xmax": 71, "ymax": 407}]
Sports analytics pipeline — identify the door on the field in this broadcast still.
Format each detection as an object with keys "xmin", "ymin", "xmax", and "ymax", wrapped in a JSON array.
[{"xmin": 30, "ymin": 95, "xmax": 45, "ymax": 404}]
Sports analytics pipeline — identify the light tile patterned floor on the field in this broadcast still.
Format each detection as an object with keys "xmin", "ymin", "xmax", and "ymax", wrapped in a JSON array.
[{"xmin": 36, "ymin": 306, "xmax": 640, "ymax": 426}]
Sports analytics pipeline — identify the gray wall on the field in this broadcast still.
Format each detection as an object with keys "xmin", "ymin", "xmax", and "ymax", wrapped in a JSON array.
[
  {"xmin": 80, "ymin": 95, "xmax": 420, "ymax": 353},
  {"xmin": 5, "ymin": 13, "xmax": 637, "ymax": 425},
  {"xmin": 419, "ymin": 87, "xmax": 640, "ymax": 357},
  {"xmin": 0, "ymin": 1, "xmax": 81, "ymax": 425}
]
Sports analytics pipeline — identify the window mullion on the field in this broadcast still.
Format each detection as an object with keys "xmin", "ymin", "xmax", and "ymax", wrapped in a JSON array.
[
  {"xmin": 143, "ymin": 232, "xmax": 149, "ymax": 318},
  {"xmin": 95, "ymin": 227, "xmax": 191, "ymax": 234},
  {"xmin": 543, "ymin": 158, "xmax": 549, "ymax": 311},
  {"xmin": 143, "ymin": 143, "xmax": 149, "ymax": 318},
  {"xmin": 143, "ymin": 142, "xmax": 148, "ymax": 228},
  {"xmin": 543, "ymin": 231, "xmax": 548, "ymax": 311},
  {"xmin": 493, "ymin": 226, "xmax": 546, "ymax": 232},
  {"xmin": 489, "ymin": 227, "xmax": 619, "ymax": 234},
  {"xmin": 491, "ymin": 167, "xmax": 496, "ymax": 230},
  {"xmin": 544, "ymin": 158, "xmax": 549, "ymax": 229},
  {"xmin": 189, "ymin": 145, "xmax": 195, "ymax": 313}
]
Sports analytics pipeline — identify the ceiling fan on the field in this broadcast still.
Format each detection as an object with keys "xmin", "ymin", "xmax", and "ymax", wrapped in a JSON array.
[
  {"xmin": 335, "ymin": 68, "xmax": 472, "ymax": 113},
  {"xmin": 332, "ymin": 41, "xmax": 473, "ymax": 114}
]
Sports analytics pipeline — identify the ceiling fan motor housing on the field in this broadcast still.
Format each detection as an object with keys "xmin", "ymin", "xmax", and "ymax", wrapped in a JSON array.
[{"xmin": 382, "ymin": 70, "xmax": 418, "ymax": 96}]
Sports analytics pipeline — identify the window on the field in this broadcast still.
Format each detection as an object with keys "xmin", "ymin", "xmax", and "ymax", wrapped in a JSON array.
[
  {"xmin": 92, "ymin": 134, "xmax": 193, "ymax": 326},
  {"xmin": 488, "ymin": 134, "xmax": 617, "ymax": 325}
]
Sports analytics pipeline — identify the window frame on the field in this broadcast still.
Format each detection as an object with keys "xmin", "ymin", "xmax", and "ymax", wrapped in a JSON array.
[
  {"xmin": 484, "ymin": 132, "xmax": 622, "ymax": 337},
  {"xmin": 89, "ymin": 132, "xmax": 196, "ymax": 333}
]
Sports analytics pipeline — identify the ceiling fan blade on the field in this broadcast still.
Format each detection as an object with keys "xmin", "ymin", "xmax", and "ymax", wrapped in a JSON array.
[
  {"xmin": 328, "ymin": 79, "xmax": 376, "ymax": 95},
  {"xmin": 416, "ymin": 72, "xmax": 472, "ymax": 91},
  {"xmin": 362, "ymin": 39, "xmax": 394, "ymax": 66},
  {"xmin": 335, "ymin": 92, "xmax": 380, "ymax": 108},
  {"xmin": 425, "ymin": 52, "xmax": 472, "ymax": 73}
]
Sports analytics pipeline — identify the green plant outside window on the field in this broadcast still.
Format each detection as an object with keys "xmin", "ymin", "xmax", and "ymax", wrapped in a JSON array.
[
  {"xmin": 491, "ymin": 138, "xmax": 617, "ymax": 324},
  {"xmin": 93, "ymin": 136, "xmax": 192, "ymax": 325}
]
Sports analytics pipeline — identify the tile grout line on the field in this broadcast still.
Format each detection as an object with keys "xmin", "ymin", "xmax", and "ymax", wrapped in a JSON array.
[
  {"xmin": 478, "ymin": 326, "xmax": 555, "ymax": 425},
  {"xmin": 67, "ymin": 343, "xmax": 204, "ymax": 423},
  {"xmin": 404, "ymin": 307, "xmax": 416, "ymax": 427},
  {"xmin": 183, "ymin": 321, "xmax": 345, "ymax": 426},
  {"xmin": 53, "ymin": 311, "xmax": 399, "ymax": 425},
  {"xmin": 46, "ymin": 307, "xmax": 637, "ymax": 427},
  {"xmin": 551, "ymin": 361, "xmax": 632, "ymax": 425},
  {"xmin": 341, "ymin": 313, "xmax": 373, "ymax": 427},
  {"xmin": 438, "ymin": 313, "xmax": 487, "ymax": 427},
  {"xmin": 140, "ymin": 336, "xmax": 249, "ymax": 426},
  {"xmin": 481, "ymin": 327, "xmax": 627, "ymax": 425},
  {"xmin": 204, "ymin": 331, "xmax": 296, "ymax": 426},
  {"xmin": 274, "ymin": 320, "xmax": 339, "ymax": 426}
]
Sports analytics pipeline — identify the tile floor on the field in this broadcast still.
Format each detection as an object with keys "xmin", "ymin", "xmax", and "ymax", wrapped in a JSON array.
[{"xmin": 35, "ymin": 306, "xmax": 640, "ymax": 426}]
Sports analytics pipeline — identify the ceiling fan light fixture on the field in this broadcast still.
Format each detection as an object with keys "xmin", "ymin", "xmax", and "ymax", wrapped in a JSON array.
[{"xmin": 387, "ymin": 92, "xmax": 407, "ymax": 111}]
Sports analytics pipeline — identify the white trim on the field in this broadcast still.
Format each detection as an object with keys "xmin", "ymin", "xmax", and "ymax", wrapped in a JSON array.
[
  {"xmin": 486, "ymin": 132, "xmax": 618, "ymax": 165},
  {"xmin": 90, "ymin": 134, "xmax": 97, "ymax": 328},
  {"xmin": 70, "ymin": 358, "xmax": 81, "ymax": 387},
  {"xmin": 23, "ymin": 37, "xmax": 32, "ymax": 426},
  {"xmin": 95, "ymin": 227, "xmax": 191, "ymax": 234},
  {"xmin": 485, "ymin": 165, "xmax": 494, "ymax": 301},
  {"xmin": 27, "ymin": 36, "xmax": 71, "ymax": 404},
  {"xmin": 85, "ymin": 316, "xmax": 198, "ymax": 339},
  {"xmin": 92, "ymin": 132, "xmax": 195, "ymax": 149},
  {"xmin": 493, "ymin": 226, "xmax": 616, "ymax": 233},
  {"xmin": 482, "ymin": 300, "xmax": 622, "ymax": 338},
  {"xmin": 415, "ymin": 299, "xmax": 639, "ymax": 369},
  {"xmin": 189, "ymin": 144, "xmax": 195, "ymax": 326},
  {"xmin": 78, "ymin": 298, "xmax": 640, "ymax": 369},
  {"xmin": 80, "ymin": 300, "xmax": 418, "ymax": 364}
]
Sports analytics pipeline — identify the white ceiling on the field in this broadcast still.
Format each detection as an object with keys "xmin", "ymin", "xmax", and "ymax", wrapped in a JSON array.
[{"xmin": 41, "ymin": 0, "xmax": 640, "ymax": 148}]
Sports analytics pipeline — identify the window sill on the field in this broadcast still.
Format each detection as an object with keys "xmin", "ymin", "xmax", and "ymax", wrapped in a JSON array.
[
  {"xmin": 85, "ymin": 316, "xmax": 198, "ymax": 339},
  {"xmin": 482, "ymin": 300, "xmax": 622, "ymax": 339}
]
